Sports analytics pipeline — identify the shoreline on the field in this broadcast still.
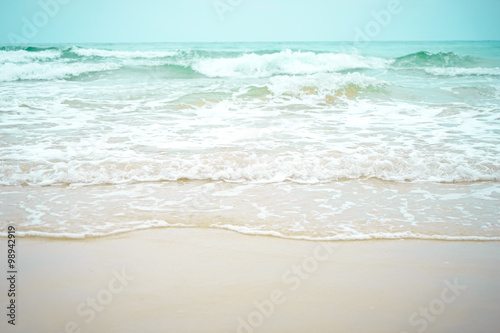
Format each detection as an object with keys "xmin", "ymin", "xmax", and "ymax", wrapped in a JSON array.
[
  {"xmin": 2, "ymin": 179, "xmax": 499, "ymax": 241},
  {"xmin": 4, "ymin": 225, "xmax": 500, "ymax": 242},
  {"xmin": 1, "ymin": 227, "xmax": 500, "ymax": 333}
]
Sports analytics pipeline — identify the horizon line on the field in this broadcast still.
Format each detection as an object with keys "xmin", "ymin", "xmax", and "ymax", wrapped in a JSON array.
[{"xmin": 1, "ymin": 39, "xmax": 500, "ymax": 45}]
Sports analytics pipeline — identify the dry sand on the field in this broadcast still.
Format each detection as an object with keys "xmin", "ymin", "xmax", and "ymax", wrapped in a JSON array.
[{"xmin": 1, "ymin": 228, "xmax": 499, "ymax": 333}]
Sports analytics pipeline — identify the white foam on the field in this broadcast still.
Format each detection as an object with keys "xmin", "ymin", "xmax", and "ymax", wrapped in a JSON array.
[
  {"xmin": 0, "ymin": 49, "xmax": 62, "ymax": 63},
  {"xmin": 268, "ymin": 72, "xmax": 386, "ymax": 97},
  {"xmin": 425, "ymin": 67, "xmax": 500, "ymax": 76},
  {"xmin": 191, "ymin": 49, "xmax": 391, "ymax": 78},
  {"xmin": 4, "ymin": 225, "xmax": 499, "ymax": 241},
  {"xmin": 0, "ymin": 220, "xmax": 178, "ymax": 239},
  {"xmin": 214, "ymin": 225, "xmax": 500, "ymax": 241},
  {"xmin": 0, "ymin": 62, "xmax": 121, "ymax": 81},
  {"xmin": 70, "ymin": 47, "xmax": 178, "ymax": 59},
  {"xmin": 1, "ymin": 148, "xmax": 498, "ymax": 186}
]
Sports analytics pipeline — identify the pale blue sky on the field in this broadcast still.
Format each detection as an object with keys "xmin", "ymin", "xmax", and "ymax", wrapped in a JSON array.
[{"xmin": 1, "ymin": 0, "xmax": 499, "ymax": 43}]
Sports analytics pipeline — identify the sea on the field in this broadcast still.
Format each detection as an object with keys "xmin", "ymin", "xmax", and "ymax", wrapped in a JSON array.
[{"xmin": 0, "ymin": 41, "xmax": 499, "ymax": 240}]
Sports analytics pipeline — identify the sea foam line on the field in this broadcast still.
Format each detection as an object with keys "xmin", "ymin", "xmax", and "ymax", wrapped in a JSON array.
[{"xmin": 2, "ymin": 224, "xmax": 500, "ymax": 241}]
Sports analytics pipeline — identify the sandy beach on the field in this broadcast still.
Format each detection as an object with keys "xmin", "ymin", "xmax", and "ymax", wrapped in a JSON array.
[
  {"xmin": 1, "ymin": 228, "xmax": 499, "ymax": 333},
  {"xmin": 2, "ymin": 1, "xmax": 500, "ymax": 332}
]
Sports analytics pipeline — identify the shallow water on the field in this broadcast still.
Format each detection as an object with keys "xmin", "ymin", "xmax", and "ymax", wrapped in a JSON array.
[{"xmin": 1, "ymin": 41, "xmax": 499, "ymax": 239}]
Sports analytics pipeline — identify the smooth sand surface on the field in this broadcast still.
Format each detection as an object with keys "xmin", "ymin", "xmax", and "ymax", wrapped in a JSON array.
[{"xmin": 1, "ymin": 228, "xmax": 500, "ymax": 333}]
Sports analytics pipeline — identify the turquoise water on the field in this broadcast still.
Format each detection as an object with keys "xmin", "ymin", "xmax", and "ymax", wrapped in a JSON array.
[{"xmin": 0, "ymin": 41, "xmax": 499, "ymax": 239}]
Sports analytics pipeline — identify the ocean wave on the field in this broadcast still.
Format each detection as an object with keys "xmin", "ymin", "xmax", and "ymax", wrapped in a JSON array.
[
  {"xmin": 2, "ymin": 46, "xmax": 498, "ymax": 81},
  {"xmin": 0, "ymin": 48, "xmax": 390, "ymax": 81},
  {"xmin": 1, "ymin": 150, "xmax": 498, "ymax": 186},
  {"xmin": 0, "ymin": 46, "xmax": 180, "ymax": 63},
  {"xmin": 0, "ymin": 49, "xmax": 62, "ymax": 63},
  {"xmin": 392, "ymin": 51, "xmax": 472, "ymax": 68},
  {"xmin": 191, "ymin": 49, "xmax": 391, "ymax": 78},
  {"xmin": 0, "ymin": 62, "xmax": 121, "ymax": 81},
  {"xmin": 0, "ymin": 46, "xmax": 59, "ymax": 52}
]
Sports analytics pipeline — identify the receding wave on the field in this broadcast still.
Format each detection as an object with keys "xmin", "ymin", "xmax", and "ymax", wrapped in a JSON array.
[
  {"xmin": 3, "ymin": 225, "xmax": 500, "ymax": 241},
  {"xmin": 214, "ymin": 226, "xmax": 500, "ymax": 242}
]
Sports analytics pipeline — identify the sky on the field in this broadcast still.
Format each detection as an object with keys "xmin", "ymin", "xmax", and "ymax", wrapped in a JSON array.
[{"xmin": 0, "ymin": 0, "xmax": 499, "ymax": 43}]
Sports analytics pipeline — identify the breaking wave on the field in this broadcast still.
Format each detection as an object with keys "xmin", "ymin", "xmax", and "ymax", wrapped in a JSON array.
[
  {"xmin": 1, "ymin": 149, "xmax": 498, "ymax": 186},
  {"xmin": 2, "ymin": 47, "xmax": 499, "ymax": 81}
]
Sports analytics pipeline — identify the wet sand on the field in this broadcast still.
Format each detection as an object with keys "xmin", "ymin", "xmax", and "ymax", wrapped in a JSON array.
[{"xmin": 1, "ymin": 228, "xmax": 499, "ymax": 333}]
